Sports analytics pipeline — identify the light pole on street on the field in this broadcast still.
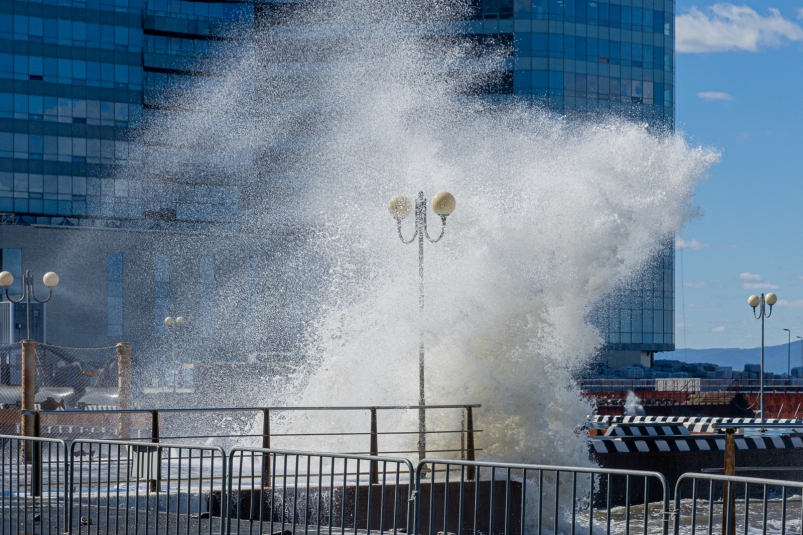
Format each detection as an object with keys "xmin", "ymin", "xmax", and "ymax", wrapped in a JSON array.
[
  {"xmin": 784, "ymin": 328, "xmax": 791, "ymax": 377},
  {"xmin": 798, "ymin": 336, "xmax": 803, "ymax": 372},
  {"xmin": 388, "ymin": 190, "xmax": 456, "ymax": 463},
  {"xmin": 748, "ymin": 292, "xmax": 777, "ymax": 422}
]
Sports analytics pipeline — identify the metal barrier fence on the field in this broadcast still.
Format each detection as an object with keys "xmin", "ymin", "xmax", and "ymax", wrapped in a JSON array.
[
  {"xmin": 226, "ymin": 447, "xmax": 415, "ymax": 535},
  {"xmin": 673, "ymin": 472, "xmax": 803, "ymax": 535},
  {"xmin": 415, "ymin": 459, "xmax": 671, "ymax": 535},
  {"xmin": 0, "ymin": 434, "xmax": 68, "ymax": 535},
  {"xmin": 68, "ymin": 438, "xmax": 226, "ymax": 535},
  {"xmin": 6, "ymin": 435, "xmax": 803, "ymax": 535}
]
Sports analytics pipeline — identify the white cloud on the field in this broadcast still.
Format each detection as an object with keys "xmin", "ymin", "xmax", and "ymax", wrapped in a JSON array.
[
  {"xmin": 677, "ymin": 4, "xmax": 803, "ymax": 53},
  {"xmin": 676, "ymin": 237, "xmax": 710, "ymax": 251},
  {"xmin": 712, "ymin": 326, "xmax": 726, "ymax": 332},
  {"xmin": 743, "ymin": 282, "xmax": 780, "ymax": 290},
  {"xmin": 798, "ymin": 7, "xmax": 803, "ymax": 19},
  {"xmin": 698, "ymin": 91, "xmax": 732, "ymax": 101},
  {"xmin": 684, "ymin": 281, "xmax": 707, "ymax": 288},
  {"xmin": 739, "ymin": 272, "xmax": 762, "ymax": 281},
  {"xmin": 777, "ymin": 299, "xmax": 803, "ymax": 308}
]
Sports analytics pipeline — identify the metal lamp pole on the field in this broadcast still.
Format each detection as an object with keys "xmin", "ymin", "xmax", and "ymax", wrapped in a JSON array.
[
  {"xmin": 797, "ymin": 336, "xmax": 802, "ymax": 371},
  {"xmin": 0, "ymin": 270, "xmax": 60, "ymax": 341},
  {"xmin": 749, "ymin": 292, "xmax": 777, "ymax": 422},
  {"xmin": 389, "ymin": 190, "xmax": 456, "ymax": 462},
  {"xmin": 784, "ymin": 328, "xmax": 791, "ymax": 377}
]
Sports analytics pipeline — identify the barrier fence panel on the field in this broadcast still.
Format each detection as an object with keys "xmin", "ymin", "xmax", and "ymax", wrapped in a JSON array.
[
  {"xmin": 226, "ymin": 447, "xmax": 415, "ymax": 535},
  {"xmin": 0, "ymin": 434, "xmax": 68, "ymax": 535},
  {"xmin": 68, "ymin": 439, "xmax": 226, "ymax": 535},
  {"xmin": 416, "ymin": 459, "xmax": 671, "ymax": 535},
  {"xmin": 673, "ymin": 473, "xmax": 803, "ymax": 535}
]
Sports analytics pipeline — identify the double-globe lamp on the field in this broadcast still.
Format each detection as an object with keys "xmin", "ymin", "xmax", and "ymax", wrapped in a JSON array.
[
  {"xmin": 387, "ymin": 190, "xmax": 455, "ymax": 463},
  {"xmin": 0, "ymin": 270, "xmax": 60, "ymax": 341},
  {"xmin": 748, "ymin": 292, "xmax": 777, "ymax": 422}
]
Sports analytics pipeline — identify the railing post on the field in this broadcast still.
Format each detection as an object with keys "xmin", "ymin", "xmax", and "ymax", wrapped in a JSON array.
[
  {"xmin": 32, "ymin": 410, "xmax": 42, "ymax": 496},
  {"xmin": 465, "ymin": 406, "xmax": 475, "ymax": 480},
  {"xmin": 150, "ymin": 409, "xmax": 159, "ymax": 492},
  {"xmin": 370, "ymin": 407, "xmax": 378, "ymax": 484},
  {"xmin": 117, "ymin": 342, "xmax": 132, "ymax": 440},
  {"xmin": 723, "ymin": 427, "xmax": 736, "ymax": 535},
  {"xmin": 262, "ymin": 408, "xmax": 271, "ymax": 487},
  {"xmin": 21, "ymin": 340, "xmax": 35, "ymax": 450}
]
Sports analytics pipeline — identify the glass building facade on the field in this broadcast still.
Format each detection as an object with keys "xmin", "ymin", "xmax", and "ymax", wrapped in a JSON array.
[
  {"xmin": 0, "ymin": 0, "xmax": 253, "ymax": 231},
  {"xmin": 0, "ymin": 0, "xmax": 675, "ymax": 355}
]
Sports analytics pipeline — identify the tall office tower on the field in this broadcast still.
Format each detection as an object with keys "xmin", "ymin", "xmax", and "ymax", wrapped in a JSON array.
[
  {"xmin": 0, "ymin": 0, "xmax": 255, "ymax": 231},
  {"xmin": 0, "ymin": 0, "xmax": 674, "ymax": 368}
]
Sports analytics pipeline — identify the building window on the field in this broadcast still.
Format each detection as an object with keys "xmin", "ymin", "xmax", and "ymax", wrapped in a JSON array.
[
  {"xmin": 154, "ymin": 255, "xmax": 170, "ymax": 337},
  {"xmin": 199, "ymin": 256, "xmax": 215, "ymax": 338},
  {"xmin": 107, "ymin": 253, "xmax": 123, "ymax": 337}
]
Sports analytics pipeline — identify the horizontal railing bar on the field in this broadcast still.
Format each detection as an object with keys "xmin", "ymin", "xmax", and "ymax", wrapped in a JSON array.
[
  {"xmin": 421, "ymin": 458, "xmax": 668, "ymax": 479},
  {"xmin": 702, "ymin": 466, "xmax": 803, "ymax": 473},
  {"xmin": 25, "ymin": 403, "xmax": 481, "ymax": 415},
  {"xmin": 150, "ymin": 429, "xmax": 484, "ymax": 440},
  {"xmin": 678, "ymin": 472, "xmax": 803, "ymax": 487}
]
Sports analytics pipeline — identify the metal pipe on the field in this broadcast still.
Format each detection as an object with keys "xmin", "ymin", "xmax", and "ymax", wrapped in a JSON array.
[
  {"xmin": 370, "ymin": 407, "xmax": 378, "ymax": 484},
  {"xmin": 262, "ymin": 408, "xmax": 270, "ymax": 487},
  {"xmin": 32, "ymin": 411, "xmax": 41, "ymax": 497},
  {"xmin": 21, "ymin": 339, "xmax": 35, "ymax": 460},
  {"xmin": 150, "ymin": 410, "xmax": 159, "ymax": 492},
  {"xmin": 465, "ymin": 406, "xmax": 476, "ymax": 480},
  {"xmin": 761, "ymin": 296, "xmax": 765, "ymax": 421},
  {"xmin": 417, "ymin": 191, "xmax": 426, "ymax": 464}
]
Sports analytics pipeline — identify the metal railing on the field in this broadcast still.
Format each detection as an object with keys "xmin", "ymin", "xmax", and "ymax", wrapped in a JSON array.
[
  {"xmin": 6, "ymin": 433, "xmax": 803, "ymax": 534},
  {"xmin": 226, "ymin": 447, "xmax": 415, "ymax": 535},
  {"xmin": 68, "ymin": 438, "xmax": 226, "ymax": 535},
  {"xmin": 414, "ymin": 459, "xmax": 671, "ymax": 535},
  {"xmin": 673, "ymin": 472, "xmax": 803, "ymax": 535},
  {"xmin": 24, "ymin": 404, "xmax": 481, "ymax": 460},
  {"xmin": 0, "ymin": 434, "xmax": 68, "ymax": 535}
]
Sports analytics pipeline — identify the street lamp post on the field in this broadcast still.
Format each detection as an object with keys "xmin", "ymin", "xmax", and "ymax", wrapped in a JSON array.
[
  {"xmin": 784, "ymin": 328, "xmax": 791, "ymax": 377},
  {"xmin": 748, "ymin": 292, "xmax": 777, "ymax": 422},
  {"xmin": 0, "ymin": 270, "xmax": 60, "ymax": 341},
  {"xmin": 388, "ymin": 190, "xmax": 456, "ymax": 463},
  {"xmin": 797, "ymin": 336, "xmax": 802, "ymax": 372}
]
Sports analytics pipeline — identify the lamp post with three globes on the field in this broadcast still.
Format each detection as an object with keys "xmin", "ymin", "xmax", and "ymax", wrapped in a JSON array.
[
  {"xmin": 388, "ymin": 190, "xmax": 456, "ymax": 463},
  {"xmin": 0, "ymin": 270, "xmax": 60, "ymax": 341},
  {"xmin": 748, "ymin": 292, "xmax": 777, "ymax": 422}
]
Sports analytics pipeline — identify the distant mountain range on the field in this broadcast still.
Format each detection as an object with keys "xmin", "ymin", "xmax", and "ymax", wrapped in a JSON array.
[{"xmin": 671, "ymin": 342, "xmax": 803, "ymax": 374}]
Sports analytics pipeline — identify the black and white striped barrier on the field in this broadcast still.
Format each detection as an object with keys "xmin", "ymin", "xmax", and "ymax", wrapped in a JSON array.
[{"xmin": 591, "ymin": 434, "xmax": 803, "ymax": 454}]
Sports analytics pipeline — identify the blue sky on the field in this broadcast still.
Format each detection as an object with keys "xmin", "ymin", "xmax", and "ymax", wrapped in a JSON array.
[{"xmin": 674, "ymin": 1, "xmax": 803, "ymax": 349}]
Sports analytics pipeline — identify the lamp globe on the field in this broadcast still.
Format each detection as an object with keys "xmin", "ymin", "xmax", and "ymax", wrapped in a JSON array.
[
  {"xmin": 0, "ymin": 271, "xmax": 13, "ymax": 288},
  {"xmin": 43, "ymin": 272, "xmax": 59, "ymax": 287},
  {"xmin": 431, "ymin": 191, "xmax": 456, "ymax": 216},
  {"xmin": 748, "ymin": 295, "xmax": 761, "ymax": 308},
  {"xmin": 388, "ymin": 195, "xmax": 412, "ymax": 219},
  {"xmin": 765, "ymin": 293, "xmax": 778, "ymax": 306}
]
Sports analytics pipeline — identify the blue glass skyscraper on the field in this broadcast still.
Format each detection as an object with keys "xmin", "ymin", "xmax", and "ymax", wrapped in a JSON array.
[{"xmin": 0, "ymin": 0, "xmax": 674, "ymax": 365}]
